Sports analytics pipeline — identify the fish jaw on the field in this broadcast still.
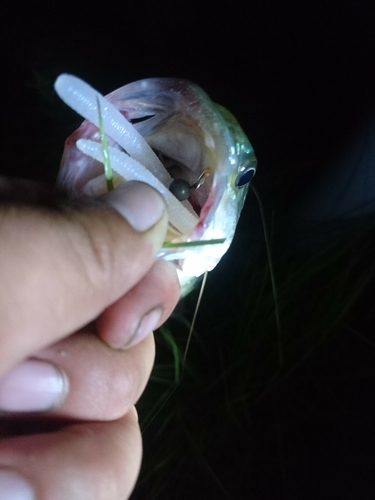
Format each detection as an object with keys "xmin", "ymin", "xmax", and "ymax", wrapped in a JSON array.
[
  {"xmin": 59, "ymin": 121, "xmax": 106, "ymax": 196},
  {"xmin": 55, "ymin": 76, "xmax": 256, "ymax": 296}
]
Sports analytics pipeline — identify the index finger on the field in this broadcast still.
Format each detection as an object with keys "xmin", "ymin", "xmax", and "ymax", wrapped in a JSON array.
[{"xmin": 0, "ymin": 181, "xmax": 168, "ymax": 374}]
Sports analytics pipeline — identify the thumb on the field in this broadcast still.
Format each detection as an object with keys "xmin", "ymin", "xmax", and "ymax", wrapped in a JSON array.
[{"xmin": 0, "ymin": 181, "xmax": 168, "ymax": 375}]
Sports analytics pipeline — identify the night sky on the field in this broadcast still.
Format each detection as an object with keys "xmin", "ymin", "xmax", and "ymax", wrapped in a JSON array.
[{"xmin": 1, "ymin": 1, "xmax": 375, "ymax": 498}]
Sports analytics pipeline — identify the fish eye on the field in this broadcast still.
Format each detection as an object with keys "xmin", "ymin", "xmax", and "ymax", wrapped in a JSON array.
[{"xmin": 235, "ymin": 166, "xmax": 256, "ymax": 188}]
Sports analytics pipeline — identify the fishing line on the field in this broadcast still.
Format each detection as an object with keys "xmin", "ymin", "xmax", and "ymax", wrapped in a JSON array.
[
  {"xmin": 140, "ymin": 271, "xmax": 209, "ymax": 433},
  {"xmin": 181, "ymin": 269, "xmax": 208, "ymax": 374},
  {"xmin": 250, "ymin": 184, "xmax": 283, "ymax": 368}
]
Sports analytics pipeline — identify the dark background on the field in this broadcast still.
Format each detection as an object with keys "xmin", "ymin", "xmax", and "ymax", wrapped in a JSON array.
[{"xmin": 1, "ymin": 1, "xmax": 375, "ymax": 498}]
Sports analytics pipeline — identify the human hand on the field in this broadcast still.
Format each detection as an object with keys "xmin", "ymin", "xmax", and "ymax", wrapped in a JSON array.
[{"xmin": 0, "ymin": 179, "xmax": 180, "ymax": 499}]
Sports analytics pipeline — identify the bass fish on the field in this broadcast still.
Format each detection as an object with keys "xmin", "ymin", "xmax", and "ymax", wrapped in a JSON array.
[{"xmin": 55, "ymin": 75, "xmax": 257, "ymax": 296}]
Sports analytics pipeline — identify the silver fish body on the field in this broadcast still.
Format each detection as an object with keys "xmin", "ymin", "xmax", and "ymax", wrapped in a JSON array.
[{"xmin": 57, "ymin": 77, "xmax": 257, "ymax": 295}]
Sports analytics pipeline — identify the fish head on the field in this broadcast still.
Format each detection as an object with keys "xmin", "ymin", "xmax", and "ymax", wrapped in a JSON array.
[{"xmin": 57, "ymin": 77, "xmax": 257, "ymax": 296}]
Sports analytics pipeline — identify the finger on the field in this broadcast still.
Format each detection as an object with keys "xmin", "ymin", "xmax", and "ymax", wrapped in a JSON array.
[
  {"xmin": 0, "ymin": 260, "xmax": 178, "ymax": 418},
  {"xmin": 0, "ymin": 181, "xmax": 168, "ymax": 375},
  {"xmin": 97, "ymin": 259, "xmax": 180, "ymax": 349},
  {"xmin": 0, "ymin": 409, "xmax": 141, "ymax": 500},
  {"xmin": 0, "ymin": 331, "xmax": 155, "ymax": 419}
]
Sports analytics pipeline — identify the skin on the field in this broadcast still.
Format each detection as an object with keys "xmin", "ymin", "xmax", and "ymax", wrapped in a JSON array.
[{"xmin": 0, "ymin": 178, "xmax": 180, "ymax": 499}]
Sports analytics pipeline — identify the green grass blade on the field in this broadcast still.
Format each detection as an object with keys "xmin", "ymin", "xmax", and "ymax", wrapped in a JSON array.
[
  {"xmin": 97, "ymin": 97, "xmax": 114, "ymax": 192},
  {"xmin": 159, "ymin": 325, "xmax": 181, "ymax": 382},
  {"xmin": 163, "ymin": 238, "xmax": 226, "ymax": 248}
]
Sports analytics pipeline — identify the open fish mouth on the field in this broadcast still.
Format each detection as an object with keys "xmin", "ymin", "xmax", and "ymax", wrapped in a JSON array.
[
  {"xmin": 65, "ymin": 130, "xmax": 208, "ymax": 224},
  {"xmin": 61, "ymin": 120, "xmax": 211, "ymax": 216},
  {"xmin": 104, "ymin": 78, "xmax": 217, "ymax": 214},
  {"xmin": 57, "ymin": 78, "xmax": 219, "ymax": 229},
  {"xmin": 55, "ymin": 75, "xmax": 257, "ymax": 294}
]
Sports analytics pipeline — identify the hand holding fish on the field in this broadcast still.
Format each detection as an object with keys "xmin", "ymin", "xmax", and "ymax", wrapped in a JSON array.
[{"xmin": 0, "ymin": 178, "xmax": 180, "ymax": 499}]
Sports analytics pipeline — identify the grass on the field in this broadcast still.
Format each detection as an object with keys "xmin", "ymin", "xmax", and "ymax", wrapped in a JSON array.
[{"xmin": 132, "ymin": 199, "xmax": 375, "ymax": 499}]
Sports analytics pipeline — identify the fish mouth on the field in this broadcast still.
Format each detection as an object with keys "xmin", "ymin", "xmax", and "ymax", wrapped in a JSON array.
[
  {"xmin": 146, "ymin": 119, "xmax": 215, "ymax": 215},
  {"xmin": 67, "ymin": 115, "xmax": 214, "ymax": 220},
  {"xmin": 58, "ymin": 76, "xmax": 223, "ymax": 234},
  {"xmin": 151, "ymin": 150, "xmax": 206, "ymax": 215},
  {"xmin": 106, "ymin": 79, "xmax": 218, "ymax": 216}
]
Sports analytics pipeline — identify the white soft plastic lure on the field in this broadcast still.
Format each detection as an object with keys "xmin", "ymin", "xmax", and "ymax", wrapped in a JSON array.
[{"xmin": 55, "ymin": 75, "xmax": 257, "ymax": 295}]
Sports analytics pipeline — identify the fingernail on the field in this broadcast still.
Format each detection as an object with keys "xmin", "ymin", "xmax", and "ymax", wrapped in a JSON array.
[
  {"xmin": 0, "ymin": 360, "xmax": 68, "ymax": 413},
  {"xmin": 104, "ymin": 181, "xmax": 165, "ymax": 232},
  {"xmin": 0, "ymin": 469, "xmax": 35, "ymax": 499},
  {"xmin": 124, "ymin": 308, "xmax": 162, "ymax": 349}
]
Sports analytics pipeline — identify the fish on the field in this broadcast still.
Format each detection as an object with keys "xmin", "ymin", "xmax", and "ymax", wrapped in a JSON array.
[{"xmin": 55, "ymin": 75, "xmax": 257, "ymax": 296}]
